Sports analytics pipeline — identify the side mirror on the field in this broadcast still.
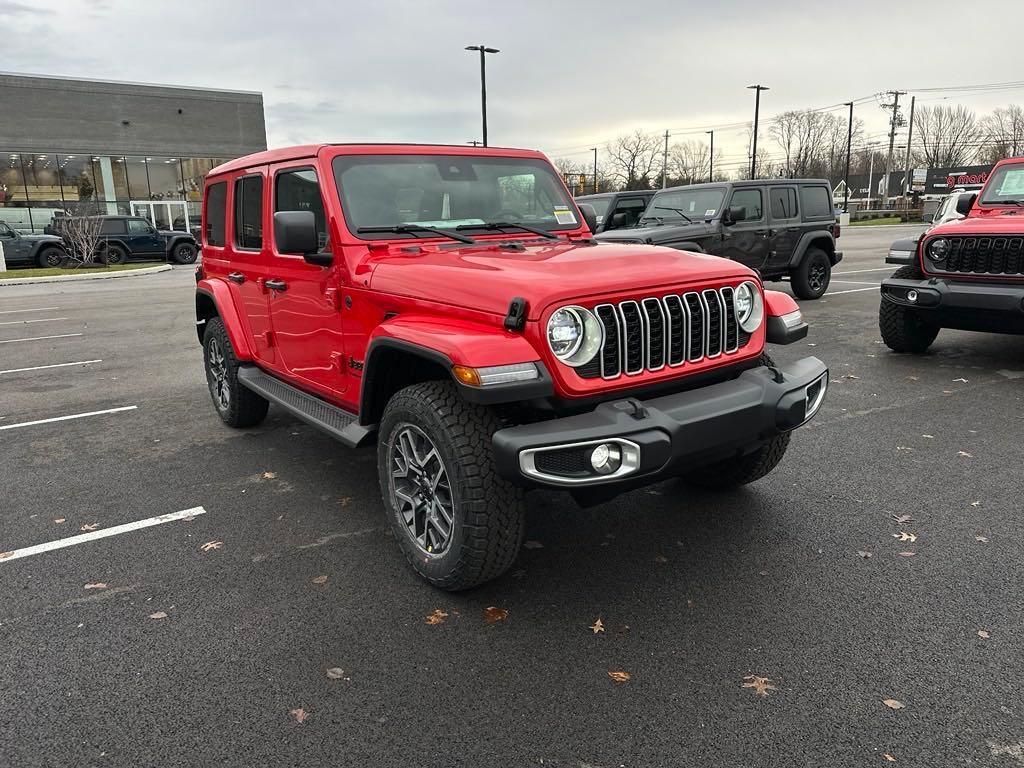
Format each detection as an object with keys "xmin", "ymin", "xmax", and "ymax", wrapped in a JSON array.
[
  {"xmin": 607, "ymin": 212, "xmax": 629, "ymax": 230},
  {"xmin": 955, "ymin": 192, "xmax": 977, "ymax": 216},
  {"xmin": 274, "ymin": 210, "xmax": 330, "ymax": 264},
  {"xmin": 577, "ymin": 203, "xmax": 598, "ymax": 234},
  {"xmin": 723, "ymin": 206, "xmax": 746, "ymax": 226}
]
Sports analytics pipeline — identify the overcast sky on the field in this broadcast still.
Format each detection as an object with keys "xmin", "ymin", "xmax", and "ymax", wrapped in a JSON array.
[{"xmin": 2, "ymin": 0, "xmax": 1023, "ymax": 173}]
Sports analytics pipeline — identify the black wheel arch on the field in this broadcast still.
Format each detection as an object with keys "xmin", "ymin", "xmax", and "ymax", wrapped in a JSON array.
[
  {"xmin": 195, "ymin": 289, "xmax": 220, "ymax": 345},
  {"xmin": 30, "ymin": 241, "xmax": 67, "ymax": 260},
  {"xmin": 788, "ymin": 231, "xmax": 837, "ymax": 267},
  {"xmin": 166, "ymin": 235, "xmax": 197, "ymax": 254}
]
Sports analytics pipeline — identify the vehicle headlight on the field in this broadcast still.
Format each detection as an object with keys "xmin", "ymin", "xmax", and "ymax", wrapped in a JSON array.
[
  {"xmin": 734, "ymin": 281, "xmax": 764, "ymax": 333},
  {"xmin": 927, "ymin": 238, "xmax": 950, "ymax": 261},
  {"xmin": 547, "ymin": 305, "xmax": 602, "ymax": 367}
]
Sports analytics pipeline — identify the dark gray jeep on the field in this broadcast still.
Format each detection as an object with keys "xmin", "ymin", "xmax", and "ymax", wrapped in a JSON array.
[
  {"xmin": 0, "ymin": 221, "xmax": 66, "ymax": 267},
  {"xmin": 595, "ymin": 180, "xmax": 842, "ymax": 299}
]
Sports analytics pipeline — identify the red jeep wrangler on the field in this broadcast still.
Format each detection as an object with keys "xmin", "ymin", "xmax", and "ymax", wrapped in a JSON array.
[
  {"xmin": 195, "ymin": 144, "xmax": 828, "ymax": 589},
  {"xmin": 881, "ymin": 156, "xmax": 1024, "ymax": 352}
]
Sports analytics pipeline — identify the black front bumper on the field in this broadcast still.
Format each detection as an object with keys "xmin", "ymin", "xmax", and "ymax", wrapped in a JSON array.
[
  {"xmin": 492, "ymin": 357, "xmax": 828, "ymax": 490},
  {"xmin": 881, "ymin": 275, "xmax": 1024, "ymax": 334}
]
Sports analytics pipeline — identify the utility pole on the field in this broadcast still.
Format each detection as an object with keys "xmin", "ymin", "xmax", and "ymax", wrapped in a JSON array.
[
  {"xmin": 747, "ymin": 84, "xmax": 769, "ymax": 178},
  {"xmin": 881, "ymin": 89, "xmax": 906, "ymax": 208},
  {"xmin": 661, "ymin": 130, "xmax": 670, "ymax": 188},
  {"xmin": 843, "ymin": 102, "xmax": 853, "ymax": 212},
  {"xmin": 591, "ymin": 148, "xmax": 598, "ymax": 194},
  {"xmin": 866, "ymin": 143, "xmax": 878, "ymax": 210},
  {"xmin": 901, "ymin": 95, "xmax": 916, "ymax": 197},
  {"xmin": 465, "ymin": 45, "xmax": 499, "ymax": 146},
  {"xmin": 706, "ymin": 130, "xmax": 714, "ymax": 182}
]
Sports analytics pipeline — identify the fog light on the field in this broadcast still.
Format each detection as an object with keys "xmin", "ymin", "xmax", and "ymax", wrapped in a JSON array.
[
  {"xmin": 590, "ymin": 443, "xmax": 622, "ymax": 475},
  {"xmin": 907, "ymin": 289, "xmax": 919, "ymax": 303}
]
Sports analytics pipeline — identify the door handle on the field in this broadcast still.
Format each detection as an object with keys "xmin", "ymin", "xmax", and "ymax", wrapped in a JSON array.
[
  {"xmin": 265, "ymin": 279, "xmax": 287, "ymax": 292},
  {"xmin": 227, "ymin": 272, "xmax": 245, "ymax": 284}
]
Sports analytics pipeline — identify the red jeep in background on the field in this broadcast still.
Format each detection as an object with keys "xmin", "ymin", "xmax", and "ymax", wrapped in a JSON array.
[
  {"xmin": 881, "ymin": 156, "xmax": 1024, "ymax": 352},
  {"xmin": 195, "ymin": 144, "xmax": 828, "ymax": 589}
]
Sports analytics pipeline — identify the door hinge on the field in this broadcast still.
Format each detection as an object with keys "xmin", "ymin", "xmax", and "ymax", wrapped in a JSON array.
[{"xmin": 264, "ymin": 331, "xmax": 274, "ymax": 348}]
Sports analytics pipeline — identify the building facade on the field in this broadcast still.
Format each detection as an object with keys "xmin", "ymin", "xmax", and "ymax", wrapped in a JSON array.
[{"xmin": 0, "ymin": 72, "xmax": 267, "ymax": 232}]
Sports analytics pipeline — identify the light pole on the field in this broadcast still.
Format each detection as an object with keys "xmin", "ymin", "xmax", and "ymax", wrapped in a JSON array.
[
  {"xmin": 843, "ymin": 102, "xmax": 853, "ymax": 212},
  {"xmin": 706, "ymin": 130, "xmax": 714, "ymax": 182},
  {"xmin": 465, "ymin": 45, "xmax": 499, "ymax": 147},
  {"xmin": 866, "ymin": 142, "xmax": 879, "ymax": 210},
  {"xmin": 591, "ymin": 148, "xmax": 598, "ymax": 194},
  {"xmin": 747, "ymin": 84, "xmax": 769, "ymax": 178}
]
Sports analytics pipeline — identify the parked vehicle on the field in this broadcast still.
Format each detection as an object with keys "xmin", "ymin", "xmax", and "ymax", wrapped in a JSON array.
[
  {"xmin": 66, "ymin": 215, "xmax": 199, "ymax": 265},
  {"xmin": 574, "ymin": 190, "xmax": 656, "ymax": 233},
  {"xmin": 880, "ymin": 156, "xmax": 1024, "ymax": 352},
  {"xmin": 595, "ymin": 180, "xmax": 842, "ymax": 299},
  {"xmin": 0, "ymin": 221, "xmax": 67, "ymax": 267},
  {"xmin": 195, "ymin": 144, "xmax": 828, "ymax": 590}
]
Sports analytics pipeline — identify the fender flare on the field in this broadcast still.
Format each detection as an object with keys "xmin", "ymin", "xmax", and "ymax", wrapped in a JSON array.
[
  {"xmin": 195, "ymin": 280, "xmax": 255, "ymax": 360},
  {"xmin": 165, "ymin": 234, "xmax": 196, "ymax": 254},
  {"xmin": 788, "ymin": 231, "xmax": 836, "ymax": 268},
  {"xmin": 763, "ymin": 289, "xmax": 808, "ymax": 344},
  {"xmin": 29, "ymin": 240, "xmax": 66, "ymax": 260},
  {"xmin": 666, "ymin": 241, "xmax": 705, "ymax": 253}
]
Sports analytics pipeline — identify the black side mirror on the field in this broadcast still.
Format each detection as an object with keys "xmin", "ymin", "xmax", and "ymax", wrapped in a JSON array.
[
  {"xmin": 274, "ymin": 210, "xmax": 330, "ymax": 264},
  {"xmin": 723, "ymin": 206, "xmax": 746, "ymax": 226},
  {"xmin": 577, "ymin": 203, "xmax": 598, "ymax": 234},
  {"xmin": 955, "ymin": 192, "xmax": 977, "ymax": 216}
]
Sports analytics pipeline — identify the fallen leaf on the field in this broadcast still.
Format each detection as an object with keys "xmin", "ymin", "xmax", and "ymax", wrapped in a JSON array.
[
  {"xmin": 425, "ymin": 609, "xmax": 448, "ymax": 625},
  {"xmin": 653, "ymin": 554, "xmax": 668, "ymax": 563},
  {"xmin": 958, "ymin": 451, "xmax": 973, "ymax": 458},
  {"xmin": 742, "ymin": 675, "xmax": 776, "ymax": 697},
  {"xmin": 262, "ymin": 471, "xmax": 277, "ymax": 479},
  {"xmin": 975, "ymin": 535, "xmax": 989, "ymax": 543},
  {"xmin": 970, "ymin": 501, "xmax": 982, "ymax": 507},
  {"xmin": 884, "ymin": 754, "xmax": 897, "ymax": 762},
  {"xmin": 148, "ymin": 611, "xmax": 168, "ymax": 620},
  {"xmin": 906, "ymin": 375, "xmax": 919, "ymax": 381},
  {"xmin": 80, "ymin": 523, "xmax": 99, "ymax": 532},
  {"xmin": 608, "ymin": 670, "xmax": 631, "ymax": 683},
  {"xmin": 590, "ymin": 618, "xmax": 605, "ymax": 634},
  {"xmin": 311, "ymin": 575, "xmax": 328, "ymax": 585},
  {"xmin": 844, "ymin": 373, "xmax": 860, "ymax": 380},
  {"xmin": 290, "ymin": 708, "xmax": 309, "ymax": 723},
  {"xmin": 883, "ymin": 698, "xmax": 905, "ymax": 710},
  {"xmin": 891, "ymin": 513, "xmax": 913, "ymax": 524},
  {"xmin": 200, "ymin": 540, "xmax": 223, "ymax": 552},
  {"xmin": 54, "ymin": 518, "xmax": 66, "ymax": 524},
  {"xmin": 897, "ymin": 551, "xmax": 915, "ymax": 557},
  {"xmin": 857, "ymin": 551, "xmax": 873, "ymax": 559},
  {"xmin": 892, "ymin": 532, "xmax": 917, "ymax": 542},
  {"xmin": 83, "ymin": 583, "xmax": 108, "ymax": 590},
  {"xmin": 953, "ymin": 378, "xmax": 969, "ymax": 383},
  {"xmin": 326, "ymin": 667, "xmax": 346, "ymax": 679},
  {"xmin": 523, "ymin": 540, "xmax": 544, "ymax": 550},
  {"xmin": 483, "ymin": 606, "xmax": 508, "ymax": 623},
  {"xmin": 977, "ymin": 630, "xmax": 990, "ymax": 639}
]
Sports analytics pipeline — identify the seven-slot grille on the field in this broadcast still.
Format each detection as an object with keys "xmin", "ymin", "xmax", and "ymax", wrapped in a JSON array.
[
  {"xmin": 931, "ymin": 235, "xmax": 1024, "ymax": 276},
  {"xmin": 580, "ymin": 286, "xmax": 749, "ymax": 380}
]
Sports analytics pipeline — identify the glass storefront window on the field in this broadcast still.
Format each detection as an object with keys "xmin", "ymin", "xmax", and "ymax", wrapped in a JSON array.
[
  {"xmin": 125, "ymin": 156, "xmax": 150, "ymax": 200},
  {"xmin": 147, "ymin": 157, "xmax": 183, "ymax": 201},
  {"xmin": 57, "ymin": 153, "xmax": 100, "ymax": 211},
  {"xmin": 23, "ymin": 153, "xmax": 61, "ymax": 206}
]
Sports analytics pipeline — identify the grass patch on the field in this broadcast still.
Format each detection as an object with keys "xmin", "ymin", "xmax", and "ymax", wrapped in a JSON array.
[
  {"xmin": 850, "ymin": 216, "xmax": 904, "ymax": 226},
  {"xmin": 0, "ymin": 263, "xmax": 160, "ymax": 280}
]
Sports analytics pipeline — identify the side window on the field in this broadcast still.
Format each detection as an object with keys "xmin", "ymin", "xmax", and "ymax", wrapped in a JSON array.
[
  {"xmin": 769, "ymin": 187, "xmax": 799, "ymax": 220},
  {"xmin": 127, "ymin": 218, "xmax": 151, "ymax": 234},
  {"xmin": 0, "ymin": 222, "xmax": 15, "ymax": 237},
  {"xmin": 799, "ymin": 186, "xmax": 833, "ymax": 219},
  {"xmin": 275, "ymin": 168, "xmax": 329, "ymax": 251},
  {"xmin": 730, "ymin": 188, "xmax": 763, "ymax": 221},
  {"xmin": 235, "ymin": 175, "xmax": 264, "ymax": 250},
  {"xmin": 100, "ymin": 218, "xmax": 126, "ymax": 235},
  {"xmin": 205, "ymin": 182, "xmax": 227, "ymax": 247}
]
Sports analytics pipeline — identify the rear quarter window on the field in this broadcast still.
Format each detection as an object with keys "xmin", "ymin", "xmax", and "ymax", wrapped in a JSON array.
[
  {"xmin": 800, "ymin": 186, "xmax": 833, "ymax": 220},
  {"xmin": 205, "ymin": 181, "xmax": 227, "ymax": 247}
]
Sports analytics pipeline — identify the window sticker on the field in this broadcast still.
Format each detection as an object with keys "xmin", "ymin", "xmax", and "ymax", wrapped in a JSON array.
[
  {"xmin": 705, "ymin": 209, "xmax": 717, "ymax": 217},
  {"xmin": 553, "ymin": 206, "xmax": 577, "ymax": 225},
  {"xmin": 997, "ymin": 169, "xmax": 1024, "ymax": 196}
]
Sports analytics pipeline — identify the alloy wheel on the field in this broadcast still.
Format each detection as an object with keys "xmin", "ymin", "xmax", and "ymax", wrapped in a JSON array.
[
  {"xmin": 207, "ymin": 337, "xmax": 230, "ymax": 411},
  {"xmin": 808, "ymin": 262, "xmax": 827, "ymax": 293},
  {"xmin": 388, "ymin": 424, "xmax": 455, "ymax": 556}
]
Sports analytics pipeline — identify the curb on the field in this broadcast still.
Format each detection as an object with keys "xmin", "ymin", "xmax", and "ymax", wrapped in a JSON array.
[{"xmin": 0, "ymin": 264, "xmax": 173, "ymax": 287}]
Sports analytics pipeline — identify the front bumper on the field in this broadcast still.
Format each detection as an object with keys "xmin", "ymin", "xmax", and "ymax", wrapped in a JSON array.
[
  {"xmin": 492, "ymin": 357, "xmax": 828, "ymax": 489},
  {"xmin": 881, "ymin": 275, "xmax": 1024, "ymax": 334}
]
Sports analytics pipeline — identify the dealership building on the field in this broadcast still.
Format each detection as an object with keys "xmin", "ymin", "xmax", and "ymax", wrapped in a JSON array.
[{"xmin": 0, "ymin": 72, "xmax": 267, "ymax": 232}]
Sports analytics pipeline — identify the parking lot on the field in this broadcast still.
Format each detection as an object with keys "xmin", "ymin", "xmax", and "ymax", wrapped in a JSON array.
[{"xmin": 2, "ymin": 224, "xmax": 1023, "ymax": 767}]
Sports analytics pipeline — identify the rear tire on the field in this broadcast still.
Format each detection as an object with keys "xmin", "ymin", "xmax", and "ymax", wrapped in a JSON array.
[
  {"xmin": 103, "ymin": 244, "xmax": 128, "ymax": 266},
  {"xmin": 36, "ymin": 246, "xmax": 64, "ymax": 268},
  {"xmin": 172, "ymin": 241, "xmax": 198, "ymax": 264},
  {"xmin": 378, "ymin": 381, "xmax": 525, "ymax": 591},
  {"xmin": 879, "ymin": 266, "xmax": 939, "ymax": 354},
  {"xmin": 791, "ymin": 247, "xmax": 831, "ymax": 300},
  {"xmin": 203, "ymin": 317, "xmax": 269, "ymax": 428}
]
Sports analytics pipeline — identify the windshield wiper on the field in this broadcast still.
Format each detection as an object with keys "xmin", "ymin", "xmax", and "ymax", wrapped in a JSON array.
[
  {"xmin": 357, "ymin": 225, "xmax": 476, "ymax": 244},
  {"xmin": 996, "ymin": 199, "xmax": 1024, "ymax": 207},
  {"xmin": 455, "ymin": 221, "xmax": 559, "ymax": 240},
  {"xmin": 653, "ymin": 206, "xmax": 693, "ymax": 223}
]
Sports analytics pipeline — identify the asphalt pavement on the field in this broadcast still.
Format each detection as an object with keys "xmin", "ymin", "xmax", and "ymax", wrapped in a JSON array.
[{"xmin": 2, "ymin": 226, "xmax": 1023, "ymax": 767}]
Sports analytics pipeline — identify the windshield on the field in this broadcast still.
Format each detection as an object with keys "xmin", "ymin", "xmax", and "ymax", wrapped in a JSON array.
[
  {"xmin": 641, "ymin": 187, "xmax": 726, "ymax": 222},
  {"xmin": 332, "ymin": 155, "xmax": 579, "ymax": 238},
  {"xmin": 980, "ymin": 162, "xmax": 1024, "ymax": 205},
  {"xmin": 578, "ymin": 195, "xmax": 612, "ymax": 222}
]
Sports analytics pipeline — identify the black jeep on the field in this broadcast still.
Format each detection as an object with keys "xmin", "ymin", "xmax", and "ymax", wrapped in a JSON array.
[
  {"xmin": 64, "ymin": 216, "xmax": 199, "ymax": 265},
  {"xmin": 595, "ymin": 180, "xmax": 842, "ymax": 299},
  {"xmin": 575, "ymin": 190, "xmax": 656, "ymax": 233}
]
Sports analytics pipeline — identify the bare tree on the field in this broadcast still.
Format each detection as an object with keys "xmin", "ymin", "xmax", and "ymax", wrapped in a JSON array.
[
  {"xmin": 735, "ymin": 123, "xmax": 779, "ymax": 180},
  {"xmin": 767, "ymin": 109, "xmax": 862, "ymax": 182},
  {"xmin": 61, "ymin": 202, "xmax": 106, "ymax": 268},
  {"xmin": 978, "ymin": 105, "xmax": 1024, "ymax": 163},
  {"xmin": 912, "ymin": 105, "xmax": 979, "ymax": 168},
  {"xmin": 604, "ymin": 130, "xmax": 661, "ymax": 190},
  {"xmin": 666, "ymin": 140, "xmax": 722, "ymax": 185}
]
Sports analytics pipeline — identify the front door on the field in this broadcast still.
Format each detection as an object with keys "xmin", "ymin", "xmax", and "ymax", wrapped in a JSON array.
[
  {"xmin": 719, "ymin": 186, "xmax": 770, "ymax": 270},
  {"xmin": 765, "ymin": 185, "xmax": 801, "ymax": 276},
  {"xmin": 0, "ymin": 222, "xmax": 27, "ymax": 265},
  {"xmin": 126, "ymin": 217, "xmax": 164, "ymax": 255},
  {"xmin": 265, "ymin": 164, "xmax": 348, "ymax": 399}
]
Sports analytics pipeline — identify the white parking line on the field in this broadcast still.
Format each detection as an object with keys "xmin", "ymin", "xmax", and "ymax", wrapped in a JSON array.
[
  {"xmin": 0, "ymin": 333, "xmax": 82, "ymax": 345},
  {"xmin": 826, "ymin": 286, "xmax": 881, "ymax": 296},
  {"xmin": 0, "ymin": 306, "xmax": 60, "ymax": 314},
  {"xmin": 0, "ymin": 405, "xmax": 137, "ymax": 431},
  {"xmin": 0, "ymin": 506, "xmax": 207, "ymax": 563},
  {"xmin": 0, "ymin": 360, "xmax": 102, "ymax": 376},
  {"xmin": 833, "ymin": 267, "xmax": 895, "ymax": 275},
  {"xmin": 0, "ymin": 317, "xmax": 68, "ymax": 326},
  {"xmin": 831, "ymin": 279, "xmax": 882, "ymax": 285}
]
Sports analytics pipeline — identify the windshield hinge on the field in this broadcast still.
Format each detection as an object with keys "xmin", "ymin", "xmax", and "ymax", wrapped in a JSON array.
[{"xmin": 504, "ymin": 297, "xmax": 528, "ymax": 332}]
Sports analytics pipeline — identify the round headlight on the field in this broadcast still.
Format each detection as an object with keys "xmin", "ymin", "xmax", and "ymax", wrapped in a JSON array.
[
  {"xmin": 927, "ymin": 238, "xmax": 950, "ymax": 261},
  {"xmin": 735, "ymin": 281, "xmax": 764, "ymax": 333},
  {"xmin": 547, "ymin": 306, "xmax": 602, "ymax": 367}
]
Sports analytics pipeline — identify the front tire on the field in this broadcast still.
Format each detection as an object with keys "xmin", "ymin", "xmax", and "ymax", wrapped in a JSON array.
[
  {"xmin": 172, "ymin": 241, "xmax": 198, "ymax": 264},
  {"xmin": 36, "ymin": 246, "xmax": 64, "ymax": 268},
  {"xmin": 879, "ymin": 266, "xmax": 939, "ymax": 354},
  {"xmin": 378, "ymin": 381, "xmax": 525, "ymax": 591},
  {"xmin": 791, "ymin": 247, "xmax": 832, "ymax": 300},
  {"xmin": 203, "ymin": 317, "xmax": 269, "ymax": 428}
]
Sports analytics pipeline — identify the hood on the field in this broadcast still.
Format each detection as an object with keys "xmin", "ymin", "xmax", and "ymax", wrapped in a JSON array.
[
  {"xmin": 366, "ymin": 238, "xmax": 752, "ymax": 320},
  {"xmin": 595, "ymin": 219, "xmax": 717, "ymax": 246},
  {"xmin": 929, "ymin": 212, "xmax": 1024, "ymax": 237},
  {"xmin": 158, "ymin": 229, "xmax": 191, "ymax": 238},
  {"xmin": 23, "ymin": 233, "xmax": 62, "ymax": 243}
]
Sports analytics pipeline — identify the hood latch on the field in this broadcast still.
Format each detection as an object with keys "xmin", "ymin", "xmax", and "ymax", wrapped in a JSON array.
[{"xmin": 504, "ymin": 297, "xmax": 527, "ymax": 332}]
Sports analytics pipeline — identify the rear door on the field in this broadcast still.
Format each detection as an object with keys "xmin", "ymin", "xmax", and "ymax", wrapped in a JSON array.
[
  {"xmin": 719, "ymin": 186, "xmax": 770, "ymax": 270},
  {"xmin": 766, "ymin": 185, "xmax": 801, "ymax": 275}
]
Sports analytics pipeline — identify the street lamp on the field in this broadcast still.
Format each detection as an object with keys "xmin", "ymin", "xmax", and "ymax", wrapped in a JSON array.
[
  {"xmin": 465, "ymin": 45, "xmax": 499, "ymax": 147},
  {"xmin": 747, "ymin": 84, "xmax": 769, "ymax": 178},
  {"xmin": 590, "ymin": 148, "xmax": 598, "ymax": 194},
  {"xmin": 842, "ymin": 102, "xmax": 853, "ymax": 212},
  {"xmin": 706, "ymin": 130, "xmax": 714, "ymax": 183}
]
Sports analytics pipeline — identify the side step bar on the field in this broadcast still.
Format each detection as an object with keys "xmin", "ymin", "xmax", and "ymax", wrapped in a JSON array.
[{"xmin": 237, "ymin": 365, "xmax": 374, "ymax": 448}]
